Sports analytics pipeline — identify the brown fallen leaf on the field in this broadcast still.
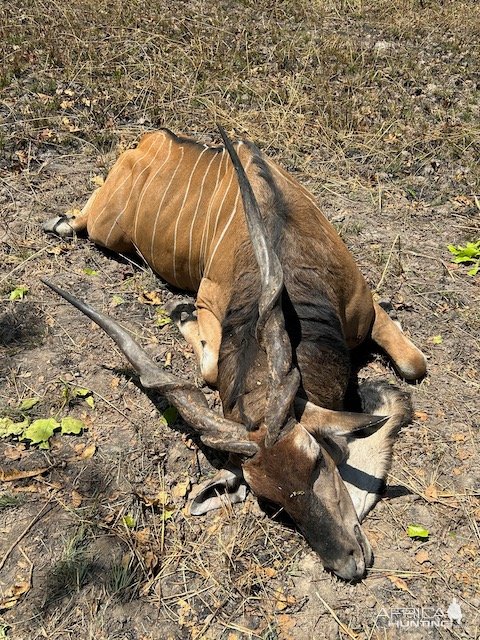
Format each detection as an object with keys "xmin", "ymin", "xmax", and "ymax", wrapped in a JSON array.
[
  {"xmin": 415, "ymin": 550, "xmax": 430, "ymax": 564},
  {"xmin": 80, "ymin": 443, "xmax": 96, "ymax": 459},
  {"xmin": 138, "ymin": 290, "xmax": 162, "ymax": 305},
  {"xmin": 414, "ymin": 410, "xmax": 429, "ymax": 422},
  {"xmin": 133, "ymin": 528, "xmax": 151, "ymax": 545},
  {"xmin": 0, "ymin": 467, "xmax": 49, "ymax": 482},
  {"xmin": 144, "ymin": 550, "xmax": 158, "ymax": 571},
  {"xmin": 0, "ymin": 580, "xmax": 31, "ymax": 610},
  {"xmin": 274, "ymin": 588, "xmax": 296, "ymax": 611},
  {"xmin": 172, "ymin": 479, "xmax": 190, "ymax": 499},
  {"xmin": 4, "ymin": 447, "xmax": 24, "ymax": 462},
  {"xmin": 71, "ymin": 490, "xmax": 83, "ymax": 507},
  {"xmin": 424, "ymin": 484, "xmax": 438, "ymax": 501},
  {"xmin": 91, "ymin": 174, "xmax": 105, "ymax": 187},
  {"xmin": 387, "ymin": 575, "xmax": 415, "ymax": 597},
  {"xmin": 277, "ymin": 614, "xmax": 297, "ymax": 640},
  {"xmin": 456, "ymin": 448, "xmax": 473, "ymax": 461}
]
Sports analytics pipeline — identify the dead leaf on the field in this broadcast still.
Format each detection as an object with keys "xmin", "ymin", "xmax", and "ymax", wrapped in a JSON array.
[
  {"xmin": 138, "ymin": 290, "xmax": 162, "ymax": 305},
  {"xmin": 456, "ymin": 448, "xmax": 473, "ymax": 461},
  {"xmin": 164, "ymin": 352, "xmax": 172, "ymax": 367},
  {"xmin": 415, "ymin": 550, "xmax": 430, "ymax": 564},
  {"xmin": 424, "ymin": 484, "xmax": 438, "ymax": 501},
  {"xmin": 264, "ymin": 566, "xmax": 277, "ymax": 578},
  {"xmin": 0, "ymin": 579, "xmax": 31, "ymax": 610},
  {"xmin": 91, "ymin": 174, "xmax": 105, "ymax": 187},
  {"xmin": 0, "ymin": 467, "xmax": 49, "ymax": 482},
  {"xmin": 172, "ymin": 479, "xmax": 190, "ymax": 499},
  {"xmin": 4, "ymin": 447, "xmax": 24, "ymax": 461},
  {"xmin": 277, "ymin": 614, "xmax": 297, "ymax": 640},
  {"xmin": 71, "ymin": 490, "xmax": 83, "ymax": 507},
  {"xmin": 274, "ymin": 588, "xmax": 296, "ymax": 611},
  {"xmin": 454, "ymin": 195, "xmax": 472, "ymax": 206},
  {"xmin": 414, "ymin": 410, "xmax": 429, "ymax": 422},
  {"xmin": 387, "ymin": 575, "xmax": 415, "ymax": 597},
  {"xmin": 144, "ymin": 550, "xmax": 158, "ymax": 570},
  {"xmin": 80, "ymin": 443, "xmax": 96, "ymax": 459},
  {"xmin": 134, "ymin": 528, "xmax": 151, "ymax": 545}
]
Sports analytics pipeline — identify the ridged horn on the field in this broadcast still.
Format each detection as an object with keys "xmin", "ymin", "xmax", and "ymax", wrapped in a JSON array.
[
  {"xmin": 218, "ymin": 127, "xmax": 300, "ymax": 447},
  {"xmin": 42, "ymin": 279, "xmax": 258, "ymax": 457}
]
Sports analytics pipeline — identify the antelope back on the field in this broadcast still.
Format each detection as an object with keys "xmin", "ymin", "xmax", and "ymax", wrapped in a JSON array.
[{"xmin": 85, "ymin": 130, "xmax": 260, "ymax": 292}]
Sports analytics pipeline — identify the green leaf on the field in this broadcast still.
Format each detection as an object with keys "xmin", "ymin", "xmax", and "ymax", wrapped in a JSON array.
[
  {"xmin": 0, "ymin": 417, "xmax": 30, "ymax": 438},
  {"xmin": 467, "ymin": 262, "xmax": 479, "ymax": 276},
  {"xmin": 83, "ymin": 267, "xmax": 98, "ymax": 276},
  {"xmin": 159, "ymin": 406, "xmax": 178, "ymax": 427},
  {"xmin": 19, "ymin": 397, "xmax": 40, "ymax": 411},
  {"xmin": 111, "ymin": 294, "xmax": 124, "ymax": 307},
  {"xmin": 156, "ymin": 308, "xmax": 172, "ymax": 326},
  {"xmin": 431, "ymin": 335, "xmax": 443, "ymax": 345},
  {"xmin": 60, "ymin": 417, "xmax": 85, "ymax": 435},
  {"xmin": 448, "ymin": 241, "xmax": 480, "ymax": 262},
  {"xmin": 22, "ymin": 418, "xmax": 59, "ymax": 444},
  {"xmin": 72, "ymin": 387, "xmax": 95, "ymax": 407},
  {"xmin": 73, "ymin": 387, "xmax": 91, "ymax": 398},
  {"xmin": 9, "ymin": 285, "xmax": 29, "ymax": 301},
  {"xmin": 122, "ymin": 514, "xmax": 135, "ymax": 528},
  {"xmin": 407, "ymin": 524, "xmax": 429, "ymax": 539},
  {"xmin": 161, "ymin": 507, "xmax": 175, "ymax": 521}
]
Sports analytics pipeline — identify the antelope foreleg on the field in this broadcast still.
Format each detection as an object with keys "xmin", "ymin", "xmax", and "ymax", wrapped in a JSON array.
[
  {"xmin": 371, "ymin": 302, "xmax": 426, "ymax": 380},
  {"xmin": 168, "ymin": 301, "xmax": 222, "ymax": 386}
]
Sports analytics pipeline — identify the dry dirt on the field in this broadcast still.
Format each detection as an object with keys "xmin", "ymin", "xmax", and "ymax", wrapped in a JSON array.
[{"xmin": 0, "ymin": 1, "xmax": 479, "ymax": 639}]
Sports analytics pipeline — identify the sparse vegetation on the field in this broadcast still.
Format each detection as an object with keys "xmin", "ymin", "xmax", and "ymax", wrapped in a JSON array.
[{"xmin": 0, "ymin": 0, "xmax": 479, "ymax": 638}]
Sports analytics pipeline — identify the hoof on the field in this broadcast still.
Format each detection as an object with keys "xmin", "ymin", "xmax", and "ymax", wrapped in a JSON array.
[
  {"xmin": 165, "ymin": 300, "xmax": 197, "ymax": 326},
  {"xmin": 43, "ymin": 215, "xmax": 75, "ymax": 237}
]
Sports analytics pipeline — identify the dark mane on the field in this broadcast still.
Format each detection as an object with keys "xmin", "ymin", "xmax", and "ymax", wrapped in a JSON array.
[{"xmin": 218, "ymin": 148, "xmax": 351, "ymax": 418}]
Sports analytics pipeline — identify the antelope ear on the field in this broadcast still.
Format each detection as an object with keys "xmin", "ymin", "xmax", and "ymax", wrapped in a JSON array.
[
  {"xmin": 295, "ymin": 398, "xmax": 390, "ymax": 439},
  {"xmin": 188, "ymin": 468, "xmax": 247, "ymax": 516}
]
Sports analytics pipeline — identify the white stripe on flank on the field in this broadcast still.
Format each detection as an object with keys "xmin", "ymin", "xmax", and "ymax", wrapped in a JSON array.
[
  {"xmin": 187, "ymin": 150, "xmax": 219, "ymax": 285},
  {"xmin": 103, "ymin": 135, "xmax": 168, "ymax": 246},
  {"xmin": 199, "ymin": 149, "xmax": 226, "ymax": 279},
  {"xmin": 172, "ymin": 146, "xmax": 209, "ymax": 283},
  {"xmin": 133, "ymin": 138, "xmax": 174, "ymax": 245},
  {"xmin": 150, "ymin": 146, "xmax": 185, "ymax": 275},
  {"xmin": 91, "ymin": 133, "xmax": 162, "ymax": 240},
  {"xmin": 204, "ymin": 153, "xmax": 253, "ymax": 277}
]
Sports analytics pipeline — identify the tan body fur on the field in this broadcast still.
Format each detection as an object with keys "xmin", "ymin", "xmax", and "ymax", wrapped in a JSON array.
[{"xmin": 49, "ymin": 128, "xmax": 426, "ymax": 386}]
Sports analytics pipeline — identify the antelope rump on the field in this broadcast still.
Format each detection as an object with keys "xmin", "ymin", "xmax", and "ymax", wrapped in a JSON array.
[{"xmin": 43, "ymin": 127, "xmax": 426, "ymax": 580}]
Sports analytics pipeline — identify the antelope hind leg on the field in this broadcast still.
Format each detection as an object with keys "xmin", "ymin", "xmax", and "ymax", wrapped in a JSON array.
[
  {"xmin": 43, "ymin": 189, "xmax": 99, "ymax": 238},
  {"xmin": 371, "ymin": 302, "xmax": 426, "ymax": 380}
]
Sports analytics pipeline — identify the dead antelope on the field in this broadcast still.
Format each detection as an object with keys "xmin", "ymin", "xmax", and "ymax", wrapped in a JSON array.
[{"xmin": 44, "ymin": 127, "xmax": 426, "ymax": 580}]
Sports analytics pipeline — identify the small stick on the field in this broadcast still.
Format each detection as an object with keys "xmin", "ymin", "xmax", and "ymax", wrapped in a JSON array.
[
  {"xmin": 375, "ymin": 234, "xmax": 400, "ymax": 293},
  {"xmin": 0, "ymin": 246, "xmax": 51, "ymax": 286},
  {"xmin": 315, "ymin": 592, "xmax": 359, "ymax": 639},
  {"xmin": 0, "ymin": 500, "xmax": 54, "ymax": 572}
]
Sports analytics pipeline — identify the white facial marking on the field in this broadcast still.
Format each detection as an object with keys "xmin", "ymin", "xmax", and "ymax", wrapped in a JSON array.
[{"xmin": 293, "ymin": 426, "xmax": 321, "ymax": 460}]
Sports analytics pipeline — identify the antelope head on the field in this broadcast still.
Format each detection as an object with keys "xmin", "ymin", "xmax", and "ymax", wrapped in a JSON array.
[{"xmin": 42, "ymin": 127, "xmax": 403, "ymax": 581}]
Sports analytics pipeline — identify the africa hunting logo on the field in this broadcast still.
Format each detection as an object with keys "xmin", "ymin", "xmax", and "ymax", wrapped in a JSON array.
[{"xmin": 377, "ymin": 598, "xmax": 463, "ymax": 629}]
